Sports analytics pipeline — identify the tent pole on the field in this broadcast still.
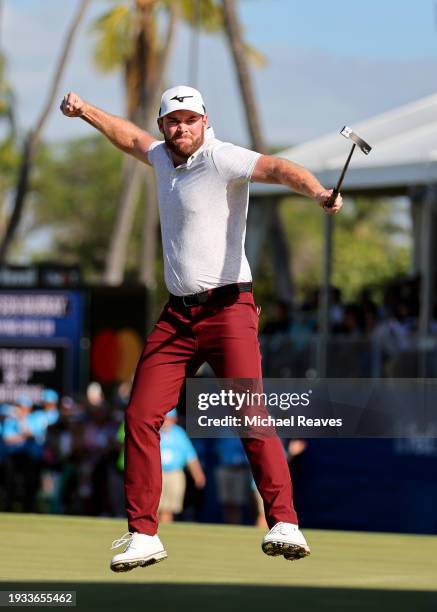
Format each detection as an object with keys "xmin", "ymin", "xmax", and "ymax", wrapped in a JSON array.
[
  {"xmin": 317, "ymin": 213, "xmax": 333, "ymax": 378},
  {"xmin": 418, "ymin": 185, "xmax": 436, "ymax": 377}
]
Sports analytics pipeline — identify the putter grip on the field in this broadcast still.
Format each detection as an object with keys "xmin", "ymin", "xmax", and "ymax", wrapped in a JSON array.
[{"xmin": 325, "ymin": 189, "xmax": 338, "ymax": 208}]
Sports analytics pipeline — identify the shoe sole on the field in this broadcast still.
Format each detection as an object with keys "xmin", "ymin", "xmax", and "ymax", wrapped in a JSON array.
[
  {"xmin": 110, "ymin": 550, "xmax": 168, "ymax": 573},
  {"xmin": 262, "ymin": 540, "xmax": 310, "ymax": 561}
]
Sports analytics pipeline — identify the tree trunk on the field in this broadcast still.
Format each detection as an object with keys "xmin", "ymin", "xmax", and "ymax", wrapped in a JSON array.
[
  {"xmin": 222, "ymin": 0, "xmax": 265, "ymax": 152},
  {"xmin": 103, "ymin": 1, "xmax": 177, "ymax": 286},
  {"xmin": 0, "ymin": 0, "xmax": 91, "ymax": 263},
  {"xmin": 104, "ymin": 2, "xmax": 178, "ymax": 289},
  {"xmin": 103, "ymin": 155, "xmax": 144, "ymax": 285},
  {"xmin": 222, "ymin": 0, "xmax": 293, "ymax": 304},
  {"xmin": 139, "ymin": 3, "xmax": 177, "ymax": 290},
  {"xmin": 103, "ymin": 0, "xmax": 155, "ymax": 286}
]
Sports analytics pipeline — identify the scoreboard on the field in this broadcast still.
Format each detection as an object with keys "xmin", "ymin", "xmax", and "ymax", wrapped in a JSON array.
[
  {"xmin": 0, "ymin": 266, "xmax": 148, "ymax": 401},
  {"xmin": 0, "ymin": 291, "xmax": 84, "ymax": 402}
]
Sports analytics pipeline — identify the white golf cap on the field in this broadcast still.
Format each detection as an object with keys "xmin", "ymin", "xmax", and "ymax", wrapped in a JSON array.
[{"xmin": 159, "ymin": 85, "xmax": 206, "ymax": 118}]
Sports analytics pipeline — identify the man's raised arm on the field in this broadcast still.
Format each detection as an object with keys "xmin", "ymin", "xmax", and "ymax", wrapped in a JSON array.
[
  {"xmin": 251, "ymin": 154, "xmax": 343, "ymax": 214},
  {"xmin": 60, "ymin": 91, "xmax": 156, "ymax": 164}
]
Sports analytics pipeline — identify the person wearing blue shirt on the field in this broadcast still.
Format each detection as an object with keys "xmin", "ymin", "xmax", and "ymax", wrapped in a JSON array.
[
  {"xmin": 3, "ymin": 391, "xmax": 60, "ymax": 512},
  {"xmin": 0, "ymin": 404, "xmax": 13, "ymax": 460},
  {"xmin": 0, "ymin": 404, "xmax": 14, "ymax": 500},
  {"xmin": 3, "ymin": 396, "xmax": 38, "ymax": 511},
  {"xmin": 158, "ymin": 409, "xmax": 205, "ymax": 523},
  {"xmin": 29, "ymin": 389, "xmax": 60, "ymax": 453},
  {"xmin": 3, "ymin": 397, "xmax": 34, "ymax": 454}
]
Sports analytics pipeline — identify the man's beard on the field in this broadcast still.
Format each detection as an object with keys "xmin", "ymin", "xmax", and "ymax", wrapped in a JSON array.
[{"xmin": 164, "ymin": 127, "xmax": 204, "ymax": 159}]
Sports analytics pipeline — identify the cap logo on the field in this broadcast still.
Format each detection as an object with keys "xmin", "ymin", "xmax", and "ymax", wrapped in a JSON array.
[{"xmin": 170, "ymin": 95, "xmax": 194, "ymax": 103}]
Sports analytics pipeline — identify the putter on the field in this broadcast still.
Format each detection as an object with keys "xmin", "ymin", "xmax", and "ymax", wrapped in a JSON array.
[{"xmin": 325, "ymin": 126, "xmax": 372, "ymax": 208}]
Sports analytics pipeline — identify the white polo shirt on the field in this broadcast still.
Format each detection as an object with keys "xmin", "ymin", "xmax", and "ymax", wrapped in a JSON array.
[{"xmin": 147, "ymin": 128, "xmax": 261, "ymax": 296}]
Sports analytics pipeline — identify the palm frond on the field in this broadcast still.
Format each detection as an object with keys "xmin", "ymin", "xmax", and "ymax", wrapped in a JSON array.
[
  {"xmin": 90, "ymin": 5, "xmax": 134, "ymax": 72},
  {"xmin": 168, "ymin": 0, "xmax": 224, "ymax": 33},
  {"xmin": 244, "ymin": 42, "xmax": 266, "ymax": 67}
]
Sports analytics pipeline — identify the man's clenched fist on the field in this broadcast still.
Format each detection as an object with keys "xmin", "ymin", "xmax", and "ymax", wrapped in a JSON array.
[
  {"xmin": 316, "ymin": 189, "xmax": 343, "ymax": 215},
  {"xmin": 60, "ymin": 91, "xmax": 86, "ymax": 117}
]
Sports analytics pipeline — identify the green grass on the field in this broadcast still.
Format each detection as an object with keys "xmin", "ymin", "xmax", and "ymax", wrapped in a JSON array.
[{"xmin": 1, "ymin": 514, "xmax": 436, "ymax": 611}]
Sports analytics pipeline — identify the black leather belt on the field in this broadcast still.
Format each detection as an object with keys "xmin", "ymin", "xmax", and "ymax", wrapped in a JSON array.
[{"xmin": 169, "ymin": 282, "xmax": 253, "ymax": 308}]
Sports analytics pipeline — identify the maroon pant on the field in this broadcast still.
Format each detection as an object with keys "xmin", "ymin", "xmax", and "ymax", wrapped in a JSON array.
[{"xmin": 125, "ymin": 290, "xmax": 298, "ymax": 534}]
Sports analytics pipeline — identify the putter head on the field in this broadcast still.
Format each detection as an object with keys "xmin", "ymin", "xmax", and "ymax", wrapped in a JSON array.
[{"xmin": 340, "ymin": 126, "xmax": 372, "ymax": 155}]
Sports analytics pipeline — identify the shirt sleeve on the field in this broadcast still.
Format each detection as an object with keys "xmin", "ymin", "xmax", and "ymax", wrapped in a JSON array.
[
  {"xmin": 45, "ymin": 408, "xmax": 59, "ymax": 426},
  {"xmin": 2, "ymin": 418, "xmax": 16, "ymax": 440},
  {"xmin": 147, "ymin": 140, "xmax": 164, "ymax": 166},
  {"xmin": 211, "ymin": 143, "xmax": 262, "ymax": 182}
]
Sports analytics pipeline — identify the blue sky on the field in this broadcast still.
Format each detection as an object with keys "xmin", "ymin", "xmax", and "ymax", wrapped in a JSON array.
[
  {"xmin": 241, "ymin": 0, "xmax": 437, "ymax": 60},
  {"xmin": 3, "ymin": 0, "xmax": 437, "ymax": 147}
]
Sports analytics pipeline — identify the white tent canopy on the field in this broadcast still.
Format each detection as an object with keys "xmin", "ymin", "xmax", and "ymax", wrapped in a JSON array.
[
  {"xmin": 249, "ymin": 93, "xmax": 437, "ymax": 374},
  {"xmin": 252, "ymin": 93, "xmax": 437, "ymax": 196}
]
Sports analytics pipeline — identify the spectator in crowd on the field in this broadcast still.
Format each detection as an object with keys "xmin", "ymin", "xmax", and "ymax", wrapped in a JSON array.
[
  {"xmin": 158, "ymin": 408, "xmax": 205, "ymax": 523},
  {"xmin": 362, "ymin": 300, "xmax": 380, "ymax": 337},
  {"xmin": 82, "ymin": 391, "xmax": 119, "ymax": 516},
  {"xmin": 0, "ymin": 403, "xmax": 13, "ymax": 508},
  {"xmin": 86, "ymin": 381, "xmax": 106, "ymax": 408},
  {"xmin": 332, "ymin": 303, "xmax": 365, "ymax": 337},
  {"xmin": 106, "ymin": 383, "xmax": 132, "ymax": 518},
  {"xmin": 262, "ymin": 300, "xmax": 292, "ymax": 336},
  {"xmin": 330, "ymin": 287, "xmax": 344, "ymax": 326},
  {"xmin": 30, "ymin": 390, "xmax": 60, "ymax": 457},
  {"xmin": 50, "ymin": 397, "xmax": 87, "ymax": 515},
  {"xmin": 3, "ymin": 396, "xmax": 39, "ymax": 511},
  {"xmin": 28, "ymin": 389, "xmax": 60, "ymax": 509},
  {"xmin": 3, "ymin": 391, "xmax": 61, "ymax": 512},
  {"xmin": 373, "ymin": 300, "xmax": 414, "ymax": 357},
  {"xmin": 215, "ymin": 437, "xmax": 251, "ymax": 524}
]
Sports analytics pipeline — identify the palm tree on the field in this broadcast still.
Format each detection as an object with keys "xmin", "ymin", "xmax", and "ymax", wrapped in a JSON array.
[
  {"xmin": 222, "ymin": 0, "xmax": 293, "ymax": 305},
  {"xmin": 0, "ymin": 0, "xmax": 91, "ymax": 263},
  {"xmin": 91, "ymin": 0, "xmax": 223, "ymax": 287}
]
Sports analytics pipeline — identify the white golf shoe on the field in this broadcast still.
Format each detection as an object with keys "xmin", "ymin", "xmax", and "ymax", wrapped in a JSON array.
[
  {"xmin": 110, "ymin": 532, "xmax": 167, "ymax": 572},
  {"xmin": 262, "ymin": 522, "xmax": 310, "ymax": 561}
]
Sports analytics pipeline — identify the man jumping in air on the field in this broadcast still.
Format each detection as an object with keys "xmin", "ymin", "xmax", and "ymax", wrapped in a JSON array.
[{"xmin": 61, "ymin": 85, "xmax": 343, "ymax": 571}]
